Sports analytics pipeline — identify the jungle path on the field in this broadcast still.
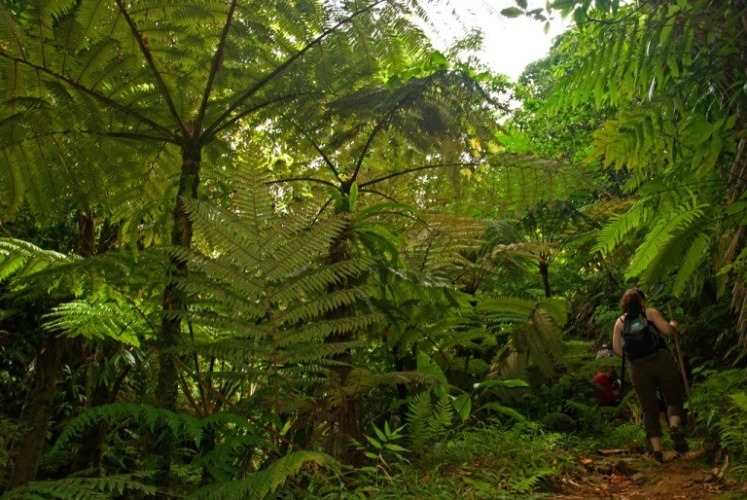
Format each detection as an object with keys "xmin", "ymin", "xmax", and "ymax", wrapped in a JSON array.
[{"xmin": 550, "ymin": 449, "xmax": 746, "ymax": 499}]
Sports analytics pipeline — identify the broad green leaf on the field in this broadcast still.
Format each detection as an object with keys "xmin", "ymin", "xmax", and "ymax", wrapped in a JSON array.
[
  {"xmin": 501, "ymin": 7, "xmax": 523, "ymax": 18},
  {"xmin": 365, "ymin": 435, "xmax": 382, "ymax": 448},
  {"xmin": 453, "ymin": 394, "xmax": 472, "ymax": 421},
  {"xmin": 348, "ymin": 182, "xmax": 358, "ymax": 211},
  {"xmin": 384, "ymin": 443, "xmax": 408, "ymax": 452},
  {"xmin": 474, "ymin": 379, "xmax": 529, "ymax": 389},
  {"xmin": 480, "ymin": 402, "xmax": 527, "ymax": 422}
]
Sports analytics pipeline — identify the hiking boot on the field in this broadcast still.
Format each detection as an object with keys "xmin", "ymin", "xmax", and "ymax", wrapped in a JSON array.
[
  {"xmin": 671, "ymin": 427, "xmax": 689, "ymax": 453},
  {"xmin": 652, "ymin": 451, "xmax": 664, "ymax": 463}
]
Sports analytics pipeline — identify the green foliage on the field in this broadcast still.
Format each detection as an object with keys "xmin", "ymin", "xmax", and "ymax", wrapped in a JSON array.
[
  {"xmin": 52, "ymin": 403, "xmax": 205, "ymax": 453},
  {"xmin": 690, "ymin": 368, "xmax": 747, "ymax": 477},
  {"xmin": 42, "ymin": 299, "xmax": 147, "ymax": 346},
  {"xmin": 546, "ymin": 0, "xmax": 747, "ymax": 322},
  {"xmin": 190, "ymin": 452, "xmax": 339, "ymax": 500},
  {"xmin": 178, "ymin": 171, "xmax": 384, "ymax": 413},
  {"xmin": 481, "ymin": 295, "xmax": 567, "ymax": 380},
  {"xmin": 593, "ymin": 422, "xmax": 647, "ymax": 453},
  {"xmin": 719, "ymin": 392, "xmax": 747, "ymax": 479},
  {"xmin": 0, "ymin": 238, "xmax": 72, "ymax": 283},
  {"xmin": 1, "ymin": 475, "xmax": 156, "ymax": 499},
  {"xmin": 406, "ymin": 391, "xmax": 454, "ymax": 447},
  {"xmin": 403, "ymin": 423, "xmax": 573, "ymax": 497},
  {"xmin": 2, "ymin": 0, "xmax": 747, "ymax": 496},
  {"xmin": 306, "ymin": 422, "xmax": 577, "ymax": 498}
]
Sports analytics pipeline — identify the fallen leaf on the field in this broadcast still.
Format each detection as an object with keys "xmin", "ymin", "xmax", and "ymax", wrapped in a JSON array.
[{"xmin": 610, "ymin": 474, "xmax": 626, "ymax": 486}]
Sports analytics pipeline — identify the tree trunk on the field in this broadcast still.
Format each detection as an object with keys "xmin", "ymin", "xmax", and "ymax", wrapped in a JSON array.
[
  {"xmin": 153, "ymin": 143, "xmax": 201, "ymax": 488},
  {"xmin": 9, "ymin": 335, "xmax": 65, "ymax": 488},
  {"xmin": 69, "ymin": 220, "xmax": 122, "ymax": 473},
  {"xmin": 9, "ymin": 212, "xmax": 97, "ymax": 488},
  {"xmin": 539, "ymin": 259, "xmax": 551, "ymax": 298},
  {"xmin": 71, "ymin": 342, "xmax": 127, "ymax": 472}
]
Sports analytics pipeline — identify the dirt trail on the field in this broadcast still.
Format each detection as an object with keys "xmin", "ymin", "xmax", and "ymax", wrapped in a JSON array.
[{"xmin": 551, "ymin": 449, "xmax": 746, "ymax": 499}]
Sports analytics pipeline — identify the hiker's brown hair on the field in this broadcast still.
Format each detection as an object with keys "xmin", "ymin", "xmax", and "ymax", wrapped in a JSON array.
[{"xmin": 620, "ymin": 287, "xmax": 645, "ymax": 313}]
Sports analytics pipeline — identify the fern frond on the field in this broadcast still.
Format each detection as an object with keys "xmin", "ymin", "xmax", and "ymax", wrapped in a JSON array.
[
  {"xmin": 0, "ymin": 237, "xmax": 72, "ymax": 281},
  {"xmin": 42, "ymin": 299, "xmax": 148, "ymax": 346},
  {"xmin": 53, "ymin": 404, "xmax": 203, "ymax": 453},
  {"xmin": 406, "ymin": 391, "xmax": 453, "ymax": 447},
  {"xmin": 626, "ymin": 200, "xmax": 708, "ymax": 278},
  {"xmin": 5, "ymin": 475, "xmax": 156, "ymax": 500},
  {"xmin": 340, "ymin": 369, "xmax": 438, "ymax": 399},
  {"xmin": 592, "ymin": 200, "xmax": 653, "ymax": 256},
  {"xmin": 188, "ymin": 451, "xmax": 339, "ymax": 500}
]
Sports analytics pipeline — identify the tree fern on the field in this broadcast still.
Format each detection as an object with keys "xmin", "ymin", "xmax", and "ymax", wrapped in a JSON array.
[
  {"xmin": 549, "ymin": 0, "xmax": 747, "ymax": 334},
  {"xmin": 174, "ymin": 171, "xmax": 388, "ymax": 453}
]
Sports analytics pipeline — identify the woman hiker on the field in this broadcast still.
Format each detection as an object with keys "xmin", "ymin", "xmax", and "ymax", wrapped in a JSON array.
[{"xmin": 612, "ymin": 287, "xmax": 689, "ymax": 462}]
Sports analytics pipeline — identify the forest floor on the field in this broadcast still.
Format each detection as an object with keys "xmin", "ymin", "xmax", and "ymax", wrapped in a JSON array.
[{"xmin": 549, "ymin": 448, "xmax": 747, "ymax": 499}]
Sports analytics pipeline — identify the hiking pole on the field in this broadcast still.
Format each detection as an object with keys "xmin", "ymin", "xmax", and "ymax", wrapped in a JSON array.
[{"xmin": 668, "ymin": 305, "xmax": 691, "ymax": 400}]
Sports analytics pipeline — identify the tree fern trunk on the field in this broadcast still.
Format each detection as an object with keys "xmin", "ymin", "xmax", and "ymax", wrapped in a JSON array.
[
  {"xmin": 324, "ymin": 220, "xmax": 364, "ymax": 465},
  {"xmin": 539, "ymin": 259, "xmax": 552, "ymax": 298},
  {"xmin": 153, "ymin": 143, "xmax": 201, "ymax": 488}
]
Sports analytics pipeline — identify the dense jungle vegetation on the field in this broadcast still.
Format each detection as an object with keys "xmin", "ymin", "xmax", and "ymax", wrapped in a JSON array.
[{"xmin": 0, "ymin": 0, "xmax": 746, "ymax": 498}]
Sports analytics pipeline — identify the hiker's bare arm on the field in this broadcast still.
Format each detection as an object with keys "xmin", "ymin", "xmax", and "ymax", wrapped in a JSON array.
[
  {"xmin": 612, "ymin": 319, "xmax": 623, "ymax": 357},
  {"xmin": 646, "ymin": 307, "xmax": 677, "ymax": 335}
]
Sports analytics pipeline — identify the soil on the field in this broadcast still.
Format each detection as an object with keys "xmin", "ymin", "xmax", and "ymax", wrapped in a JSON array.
[{"xmin": 550, "ymin": 449, "xmax": 747, "ymax": 499}]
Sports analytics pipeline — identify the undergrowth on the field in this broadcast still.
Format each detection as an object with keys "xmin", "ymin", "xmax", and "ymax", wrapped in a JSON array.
[{"xmin": 302, "ymin": 421, "xmax": 577, "ymax": 499}]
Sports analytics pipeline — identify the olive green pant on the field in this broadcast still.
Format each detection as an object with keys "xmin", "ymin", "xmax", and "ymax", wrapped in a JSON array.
[{"xmin": 628, "ymin": 349, "xmax": 684, "ymax": 439}]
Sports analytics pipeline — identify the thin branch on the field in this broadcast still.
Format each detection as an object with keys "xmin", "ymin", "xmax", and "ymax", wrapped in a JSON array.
[
  {"xmin": 266, "ymin": 176, "xmax": 340, "ymax": 189},
  {"xmin": 291, "ymin": 121, "xmax": 342, "ymax": 182},
  {"xmin": 359, "ymin": 187, "xmax": 398, "ymax": 202},
  {"xmin": 203, "ymin": 0, "xmax": 387, "ymax": 138},
  {"xmin": 104, "ymin": 131, "xmax": 178, "ymax": 144},
  {"xmin": 208, "ymin": 93, "xmax": 313, "ymax": 140},
  {"xmin": 0, "ymin": 52, "xmax": 175, "ymax": 138},
  {"xmin": 177, "ymin": 369, "xmax": 203, "ymax": 416},
  {"xmin": 359, "ymin": 162, "xmax": 480, "ymax": 188},
  {"xmin": 351, "ymin": 74, "xmax": 441, "ymax": 183},
  {"xmin": 312, "ymin": 197, "xmax": 334, "ymax": 225},
  {"xmin": 196, "ymin": 0, "xmax": 239, "ymax": 129},
  {"xmin": 21, "ymin": 128, "xmax": 177, "ymax": 144},
  {"xmin": 351, "ymin": 116, "xmax": 389, "ymax": 184},
  {"xmin": 114, "ymin": 0, "xmax": 188, "ymax": 137},
  {"xmin": 171, "ymin": 355, "xmax": 300, "ymax": 449}
]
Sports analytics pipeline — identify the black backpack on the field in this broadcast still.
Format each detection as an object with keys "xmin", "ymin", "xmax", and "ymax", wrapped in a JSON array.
[{"xmin": 621, "ymin": 310, "xmax": 663, "ymax": 361}]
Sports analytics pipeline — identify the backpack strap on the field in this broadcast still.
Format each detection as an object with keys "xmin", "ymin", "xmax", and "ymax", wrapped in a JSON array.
[
  {"xmin": 620, "ymin": 347, "xmax": 626, "ymax": 394},
  {"xmin": 618, "ymin": 314, "xmax": 626, "ymax": 395}
]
